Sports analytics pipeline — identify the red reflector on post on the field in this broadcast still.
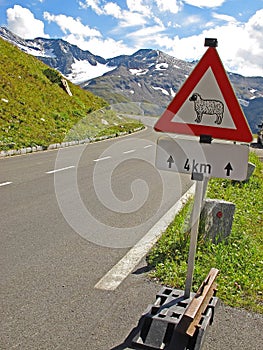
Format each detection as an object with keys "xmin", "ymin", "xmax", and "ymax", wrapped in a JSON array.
[{"xmin": 216, "ymin": 211, "xmax": 223, "ymax": 218}]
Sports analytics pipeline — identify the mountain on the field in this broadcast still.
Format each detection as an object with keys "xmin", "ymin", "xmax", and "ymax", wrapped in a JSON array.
[
  {"xmin": 0, "ymin": 27, "xmax": 115, "ymax": 84},
  {"xmin": 1, "ymin": 26, "xmax": 263, "ymax": 133},
  {"xmin": 82, "ymin": 50, "xmax": 263, "ymax": 133},
  {"xmin": 83, "ymin": 49, "xmax": 194, "ymax": 109},
  {"xmin": 0, "ymin": 36, "xmax": 141, "ymax": 151}
]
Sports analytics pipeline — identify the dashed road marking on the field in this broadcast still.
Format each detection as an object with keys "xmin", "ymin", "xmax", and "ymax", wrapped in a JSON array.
[
  {"xmin": 144, "ymin": 145, "xmax": 153, "ymax": 149},
  {"xmin": 0, "ymin": 181, "xmax": 12, "ymax": 187},
  {"xmin": 123, "ymin": 149, "xmax": 135, "ymax": 154},
  {"xmin": 46, "ymin": 166, "xmax": 75, "ymax": 174},
  {"xmin": 93, "ymin": 156, "xmax": 112, "ymax": 162}
]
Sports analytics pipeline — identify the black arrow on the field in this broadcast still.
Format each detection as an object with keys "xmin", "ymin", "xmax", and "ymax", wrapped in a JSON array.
[
  {"xmin": 167, "ymin": 155, "xmax": 174, "ymax": 168},
  {"xmin": 224, "ymin": 162, "xmax": 233, "ymax": 176}
]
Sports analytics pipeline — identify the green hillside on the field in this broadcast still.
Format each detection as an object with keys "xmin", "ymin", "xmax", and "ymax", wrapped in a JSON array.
[{"xmin": 0, "ymin": 38, "xmax": 141, "ymax": 151}]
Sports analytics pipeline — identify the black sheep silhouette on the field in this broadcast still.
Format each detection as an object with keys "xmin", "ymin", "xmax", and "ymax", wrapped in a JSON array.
[{"xmin": 189, "ymin": 93, "xmax": 224, "ymax": 124}]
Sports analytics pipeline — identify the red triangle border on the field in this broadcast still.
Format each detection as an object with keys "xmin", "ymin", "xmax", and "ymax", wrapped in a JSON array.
[{"xmin": 154, "ymin": 47, "xmax": 253, "ymax": 143}]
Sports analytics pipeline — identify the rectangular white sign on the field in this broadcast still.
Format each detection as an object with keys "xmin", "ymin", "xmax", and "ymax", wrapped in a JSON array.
[{"xmin": 156, "ymin": 137, "xmax": 249, "ymax": 181}]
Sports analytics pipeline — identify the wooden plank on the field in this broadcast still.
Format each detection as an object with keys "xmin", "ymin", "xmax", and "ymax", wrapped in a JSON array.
[{"xmin": 176, "ymin": 268, "xmax": 219, "ymax": 336}]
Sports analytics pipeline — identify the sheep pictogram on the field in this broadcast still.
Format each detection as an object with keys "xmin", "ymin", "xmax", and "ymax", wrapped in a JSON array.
[{"xmin": 189, "ymin": 93, "xmax": 224, "ymax": 125}]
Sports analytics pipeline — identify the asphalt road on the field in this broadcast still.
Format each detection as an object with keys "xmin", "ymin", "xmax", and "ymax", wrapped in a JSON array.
[
  {"xmin": 0, "ymin": 127, "xmax": 191, "ymax": 349},
  {"xmin": 1, "ymin": 126, "xmax": 262, "ymax": 349}
]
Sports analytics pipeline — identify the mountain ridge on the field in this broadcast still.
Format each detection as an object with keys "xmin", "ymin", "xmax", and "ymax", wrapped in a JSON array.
[{"xmin": 1, "ymin": 26, "xmax": 262, "ymax": 133}]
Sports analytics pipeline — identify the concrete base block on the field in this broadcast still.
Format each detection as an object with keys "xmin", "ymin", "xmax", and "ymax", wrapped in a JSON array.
[
  {"xmin": 131, "ymin": 287, "xmax": 218, "ymax": 350},
  {"xmin": 244, "ymin": 162, "xmax": 255, "ymax": 181},
  {"xmin": 199, "ymin": 199, "xmax": 235, "ymax": 243}
]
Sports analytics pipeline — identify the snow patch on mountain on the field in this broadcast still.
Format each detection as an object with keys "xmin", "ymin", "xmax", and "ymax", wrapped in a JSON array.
[
  {"xmin": 239, "ymin": 99, "xmax": 249, "ymax": 107},
  {"xmin": 67, "ymin": 59, "xmax": 116, "ymax": 84},
  {"xmin": 129, "ymin": 68, "xmax": 149, "ymax": 76},
  {"xmin": 155, "ymin": 63, "xmax": 168, "ymax": 70},
  {"xmin": 152, "ymin": 86, "xmax": 169, "ymax": 96},
  {"xmin": 22, "ymin": 44, "xmax": 56, "ymax": 58},
  {"xmin": 170, "ymin": 88, "xmax": 176, "ymax": 97}
]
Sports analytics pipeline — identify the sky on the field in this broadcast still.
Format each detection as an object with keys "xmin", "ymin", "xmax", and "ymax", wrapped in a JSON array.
[{"xmin": 0, "ymin": 0, "xmax": 263, "ymax": 77}]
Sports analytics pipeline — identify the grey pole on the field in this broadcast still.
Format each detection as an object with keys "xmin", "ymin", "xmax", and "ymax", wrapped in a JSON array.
[{"xmin": 184, "ymin": 177, "xmax": 206, "ymax": 299}]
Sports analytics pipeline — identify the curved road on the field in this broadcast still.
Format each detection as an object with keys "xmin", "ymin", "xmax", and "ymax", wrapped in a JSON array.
[
  {"xmin": 1, "ymin": 127, "xmax": 193, "ymax": 349},
  {"xmin": 1, "ymin": 126, "xmax": 262, "ymax": 349}
]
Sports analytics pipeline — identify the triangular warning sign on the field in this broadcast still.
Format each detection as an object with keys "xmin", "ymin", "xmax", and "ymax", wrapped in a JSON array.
[{"xmin": 154, "ymin": 47, "xmax": 253, "ymax": 143}]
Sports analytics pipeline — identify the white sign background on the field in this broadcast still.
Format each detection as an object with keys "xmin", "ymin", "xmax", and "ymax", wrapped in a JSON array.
[
  {"xmin": 171, "ymin": 67, "xmax": 236, "ymax": 129},
  {"xmin": 156, "ymin": 137, "xmax": 249, "ymax": 181}
]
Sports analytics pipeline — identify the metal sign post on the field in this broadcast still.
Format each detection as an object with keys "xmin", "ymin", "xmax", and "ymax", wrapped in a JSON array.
[{"xmin": 184, "ymin": 175, "xmax": 207, "ymax": 299}]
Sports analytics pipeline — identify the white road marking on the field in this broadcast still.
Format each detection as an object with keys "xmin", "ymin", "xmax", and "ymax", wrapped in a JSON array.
[
  {"xmin": 93, "ymin": 156, "xmax": 112, "ymax": 162},
  {"xmin": 94, "ymin": 183, "xmax": 196, "ymax": 291},
  {"xmin": 46, "ymin": 166, "xmax": 75, "ymax": 174},
  {"xmin": 123, "ymin": 149, "xmax": 135, "ymax": 154},
  {"xmin": 0, "ymin": 181, "xmax": 12, "ymax": 187},
  {"xmin": 144, "ymin": 145, "xmax": 153, "ymax": 149}
]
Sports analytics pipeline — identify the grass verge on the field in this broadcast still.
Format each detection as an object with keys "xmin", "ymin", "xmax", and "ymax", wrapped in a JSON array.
[
  {"xmin": 0, "ymin": 38, "xmax": 143, "ymax": 151},
  {"xmin": 147, "ymin": 151, "xmax": 263, "ymax": 313}
]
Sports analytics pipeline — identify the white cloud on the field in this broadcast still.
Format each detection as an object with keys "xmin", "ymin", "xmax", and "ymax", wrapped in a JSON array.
[
  {"xmin": 119, "ymin": 11, "xmax": 148, "ymax": 27},
  {"xmin": 155, "ymin": 0, "xmax": 182, "ymax": 14},
  {"xmin": 43, "ymin": 12, "xmax": 101, "ymax": 38},
  {"xmin": 65, "ymin": 35, "xmax": 134, "ymax": 58},
  {"xmin": 153, "ymin": 33, "xmax": 204, "ymax": 61},
  {"xmin": 79, "ymin": 0, "xmax": 103, "ymax": 15},
  {"xmin": 154, "ymin": 10, "xmax": 263, "ymax": 77},
  {"xmin": 212, "ymin": 12, "xmax": 237, "ymax": 24},
  {"xmin": 79, "ymin": 1, "xmax": 150, "ymax": 28},
  {"xmin": 42, "ymin": 9, "xmax": 133, "ymax": 58},
  {"xmin": 6, "ymin": 5, "xmax": 49, "ymax": 39},
  {"xmin": 154, "ymin": 16, "xmax": 164, "ymax": 26},
  {"xmin": 236, "ymin": 9, "xmax": 263, "ymax": 76},
  {"xmin": 106, "ymin": 1, "xmax": 151, "ymax": 27},
  {"xmin": 246, "ymin": 8, "xmax": 263, "ymax": 43},
  {"xmin": 126, "ymin": 0, "xmax": 152, "ymax": 17},
  {"xmin": 183, "ymin": 0, "xmax": 226, "ymax": 8},
  {"xmin": 127, "ymin": 24, "xmax": 165, "ymax": 46},
  {"xmin": 183, "ymin": 15, "xmax": 202, "ymax": 26},
  {"xmin": 103, "ymin": 2, "xmax": 122, "ymax": 19}
]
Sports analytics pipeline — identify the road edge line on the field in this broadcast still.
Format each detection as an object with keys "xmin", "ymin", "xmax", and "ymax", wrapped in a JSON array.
[{"xmin": 94, "ymin": 183, "xmax": 196, "ymax": 291}]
